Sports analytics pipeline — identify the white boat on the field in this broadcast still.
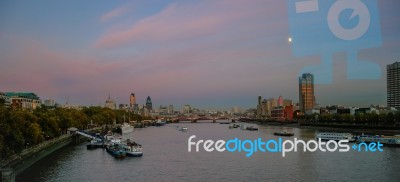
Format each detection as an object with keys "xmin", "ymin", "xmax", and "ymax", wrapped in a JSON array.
[
  {"xmin": 180, "ymin": 127, "xmax": 188, "ymax": 132},
  {"xmin": 104, "ymin": 134, "xmax": 123, "ymax": 145},
  {"xmin": 121, "ymin": 139, "xmax": 143, "ymax": 157},
  {"xmin": 316, "ymin": 133, "xmax": 355, "ymax": 142},
  {"xmin": 357, "ymin": 135, "xmax": 400, "ymax": 146},
  {"xmin": 86, "ymin": 138, "xmax": 103, "ymax": 149},
  {"xmin": 155, "ymin": 119, "xmax": 166, "ymax": 126},
  {"xmin": 121, "ymin": 123, "xmax": 134, "ymax": 134}
]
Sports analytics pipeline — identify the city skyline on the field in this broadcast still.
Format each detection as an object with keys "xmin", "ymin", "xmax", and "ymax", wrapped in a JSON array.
[{"xmin": 1, "ymin": 0, "xmax": 400, "ymax": 109}]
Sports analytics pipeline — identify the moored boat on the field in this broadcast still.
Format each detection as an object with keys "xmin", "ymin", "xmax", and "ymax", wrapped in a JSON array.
[
  {"xmin": 274, "ymin": 132, "xmax": 294, "ymax": 137},
  {"xmin": 357, "ymin": 135, "xmax": 400, "ymax": 146},
  {"xmin": 121, "ymin": 123, "xmax": 134, "ymax": 134},
  {"xmin": 121, "ymin": 140, "xmax": 143, "ymax": 157},
  {"xmin": 86, "ymin": 138, "xmax": 104, "ymax": 149},
  {"xmin": 106, "ymin": 144, "xmax": 126, "ymax": 158},
  {"xmin": 229, "ymin": 124, "xmax": 240, "ymax": 129},
  {"xmin": 316, "ymin": 133, "xmax": 355, "ymax": 142},
  {"xmin": 245, "ymin": 126, "xmax": 258, "ymax": 131},
  {"xmin": 155, "ymin": 119, "xmax": 166, "ymax": 126}
]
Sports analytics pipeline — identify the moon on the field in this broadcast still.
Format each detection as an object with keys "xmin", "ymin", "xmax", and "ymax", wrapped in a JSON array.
[{"xmin": 288, "ymin": 37, "xmax": 292, "ymax": 43}]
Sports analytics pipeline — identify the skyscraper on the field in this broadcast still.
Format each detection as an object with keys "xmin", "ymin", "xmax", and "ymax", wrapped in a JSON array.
[
  {"xmin": 129, "ymin": 93, "xmax": 136, "ymax": 108},
  {"xmin": 277, "ymin": 95, "xmax": 283, "ymax": 107},
  {"xmin": 387, "ymin": 62, "xmax": 400, "ymax": 108},
  {"xmin": 299, "ymin": 73, "xmax": 315, "ymax": 113},
  {"xmin": 146, "ymin": 96, "xmax": 153, "ymax": 111},
  {"xmin": 257, "ymin": 96, "xmax": 262, "ymax": 118}
]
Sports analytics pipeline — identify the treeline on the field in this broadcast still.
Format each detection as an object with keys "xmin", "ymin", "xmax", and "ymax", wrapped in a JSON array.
[
  {"xmin": 297, "ymin": 112, "xmax": 400, "ymax": 125},
  {"xmin": 0, "ymin": 105, "xmax": 149, "ymax": 160}
]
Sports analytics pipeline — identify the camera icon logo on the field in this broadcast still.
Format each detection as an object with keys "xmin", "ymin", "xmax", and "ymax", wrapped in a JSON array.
[{"xmin": 287, "ymin": 0, "xmax": 382, "ymax": 83}]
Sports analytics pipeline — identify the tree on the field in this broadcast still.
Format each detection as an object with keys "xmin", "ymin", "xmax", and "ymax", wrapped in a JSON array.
[
  {"xmin": 319, "ymin": 113, "xmax": 332, "ymax": 122},
  {"xmin": 339, "ymin": 114, "xmax": 353, "ymax": 123},
  {"xmin": 354, "ymin": 113, "xmax": 366, "ymax": 124},
  {"xmin": 395, "ymin": 111, "xmax": 400, "ymax": 124},
  {"xmin": 387, "ymin": 112, "xmax": 394, "ymax": 125},
  {"xmin": 26, "ymin": 122, "xmax": 44, "ymax": 145},
  {"xmin": 378, "ymin": 113, "xmax": 387, "ymax": 124}
]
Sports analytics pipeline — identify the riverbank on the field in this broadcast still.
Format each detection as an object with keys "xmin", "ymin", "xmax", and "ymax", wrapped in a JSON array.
[
  {"xmin": 0, "ymin": 130, "xmax": 92, "ymax": 182},
  {"xmin": 1, "ymin": 134, "xmax": 73, "ymax": 182}
]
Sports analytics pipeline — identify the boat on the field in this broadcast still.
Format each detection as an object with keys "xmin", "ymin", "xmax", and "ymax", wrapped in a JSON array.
[
  {"xmin": 104, "ymin": 134, "xmax": 123, "ymax": 145},
  {"xmin": 274, "ymin": 132, "xmax": 294, "ymax": 137},
  {"xmin": 357, "ymin": 135, "xmax": 400, "ymax": 146},
  {"xmin": 220, "ymin": 122, "xmax": 231, "ymax": 124},
  {"xmin": 121, "ymin": 123, "xmax": 134, "ymax": 134},
  {"xmin": 86, "ymin": 138, "xmax": 104, "ymax": 149},
  {"xmin": 155, "ymin": 119, "xmax": 166, "ymax": 126},
  {"xmin": 229, "ymin": 124, "xmax": 240, "ymax": 129},
  {"xmin": 121, "ymin": 139, "xmax": 143, "ymax": 157},
  {"xmin": 316, "ymin": 133, "xmax": 355, "ymax": 142},
  {"xmin": 180, "ymin": 127, "xmax": 188, "ymax": 132},
  {"xmin": 245, "ymin": 126, "xmax": 258, "ymax": 131},
  {"xmin": 106, "ymin": 144, "xmax": 126, "ymax": 158}
]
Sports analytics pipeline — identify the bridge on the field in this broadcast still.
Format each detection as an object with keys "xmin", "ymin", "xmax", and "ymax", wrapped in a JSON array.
[{"xmin": 175, "ymin": 117, "xmax": 235, "ymax": 123}]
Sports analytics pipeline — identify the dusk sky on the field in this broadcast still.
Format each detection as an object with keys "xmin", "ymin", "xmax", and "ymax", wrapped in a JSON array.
[{"xmin": 1, "ymin": 0, "xmax": 399, "ymax": 110}]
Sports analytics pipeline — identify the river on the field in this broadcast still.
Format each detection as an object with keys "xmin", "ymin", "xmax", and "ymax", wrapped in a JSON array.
[{"xmin": 17, "ymin": 121, "xmax": 400, "ymax": 182}]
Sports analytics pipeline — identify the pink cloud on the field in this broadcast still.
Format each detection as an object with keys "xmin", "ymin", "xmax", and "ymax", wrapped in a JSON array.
[
  {"xmin": 0, "ymin": 1, "xmax": 294, "ymax": 106},
  {"xmin": 100, "ymin": 6, "xmax": 129, "ymax": 22},
  {"xmin": 0, "ymin": 35, "xmax": 129, "ymax": 103},
  {"xmin": 94, "ymin": 0, "xmax": 281, "ymax": 48}
]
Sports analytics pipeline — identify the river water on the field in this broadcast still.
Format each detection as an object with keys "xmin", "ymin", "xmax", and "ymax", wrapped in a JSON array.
[{"xmin": 17, "ymin": 121, "xmax": 400, "ymax": 182}]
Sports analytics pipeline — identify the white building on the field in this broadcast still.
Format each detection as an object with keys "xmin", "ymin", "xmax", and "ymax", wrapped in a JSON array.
[
  {"xmin": 4, "ymin": 92, "xmax": 41, "ymax": 110},
  {"xmin": 105, "ymin": 94, "xmax": 116, "ymax": 110}
]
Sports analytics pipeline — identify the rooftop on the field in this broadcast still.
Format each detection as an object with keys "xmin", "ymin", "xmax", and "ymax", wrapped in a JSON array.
[{"xmin": 5, "ymin": 92, "xmax": 40, "ymax": 100}]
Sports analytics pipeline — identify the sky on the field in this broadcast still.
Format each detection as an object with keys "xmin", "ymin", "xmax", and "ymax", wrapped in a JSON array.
[{"xmin": 0, "ymin": 0, "xmax": 399, "ymax": 110}]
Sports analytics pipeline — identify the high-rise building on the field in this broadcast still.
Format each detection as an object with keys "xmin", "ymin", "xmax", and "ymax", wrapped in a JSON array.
[
  {"xmin": 277, "ymin": 96, "xmax": 283, "ymax": 107},
  {"xmin": 299, "ymin": 73, "xmax": 315, "ymax": 113},
  {"xmin": 258, "ymin": 98, "xmax": 277, "ymax": 118},
  {"xmin": 257, "ymin": 96, "xmax": 262, "ymax": 118},
  {"xmin": 387, "ymin": 62, "xmax": 400, "ymax": 108},
  {"xmin": 146, "ymin": 96, "xmax": 153, "ymax": 111},
  {"xmin": 168, "ymin": 105, "xmax": 174, "ymax": 113},
  {"xmin": 183, "ymin": 105, "xmax": 192, "ymax": 114},
  {"xmin": 129, "ymin": 93, "xmax": 136, "ymax": 108}
]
